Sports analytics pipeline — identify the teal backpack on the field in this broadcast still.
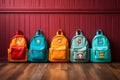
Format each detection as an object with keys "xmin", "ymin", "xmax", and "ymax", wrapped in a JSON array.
[
  {"xmin": 28, "ymin": 30, "xmax": 48, "ymax": 62},
  {"xmin": 90, "ymin": 29, "xmax": 111, "ymax": 62},
  {"xmin": 70, "ymin": 29, "xmax": 89, "ymax": 62}
]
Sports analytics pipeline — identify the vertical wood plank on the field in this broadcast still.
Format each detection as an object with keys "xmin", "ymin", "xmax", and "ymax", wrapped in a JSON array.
[
  {"xmin": 9, "ymin": 14, "xmax": 15, "ymax": 40},
  {"xmin": 69, "ymin": 14, "xmax": 75, "ymax": 41},
  {"xmin": 19, "ymin": 14, "xmax": 25, "ymax": 34},
  {"xmin": 64, "ymin": 14, "xmax": 70, "ymax": 40},
  {"xmin": 49, "ymin": 14, "xmax": 55, "ymax": 42},
  {"xmin": 9, "ymin": 0, "xmax": 15, "ymax": 7},
  {"xmin": 0, "ymin": 14, "xmax": 4, "ymax": 57},
  {"xmin": 59, "ymin": 14, "xmax": 65, "ymax": 32},
  {"xmin": 60, "ymin": 0, "xmax": 69, "ymax": 9},
  {"xmin": 2, "ymin": 14, "xmax": 6, "ymax": 57},
  {"xmin": 35, "ymin": 14, "xmax": 40, "ymax": 31},
  {"xmin": 29, "ymin": 14, "xmax": 36, "ymax": 41},
  {"xmin": 69, "ymin": 0, "xmax": 75, "ymax": 9},
  {"xmin": 14, "ymin": 0, "xmax": 21, "ymax": 7},
  {"xmin": 4, "ymin": 0, "xmax": 9, "ymax": 8},
  {"xmin": 31, "ymin": 0, "xmax": 36, "ymax": 8},
  {"xmin": 5, "ymin": 14, "xmax": 10, "ymax": 46},
  {"xmin": 55, "ymin": 0, "xmax": 60, "ymax": 8},
  {"xmin": 24, "ymin": 0, "xmax": 31, "ymax": 8},
  {"xmin": 14, "ymin": 14, "xmax": 19, "ymax": 32},
  {"xmin": 1, "ymin": 0, "xmax": 4, "ymax": 7},
  {"xmin": 40, "ymin": 14, "xmax": 48, "ymax": 42},
  {"xmin": 36, "ymin": 0, "xmax": 40, "ymax": 8},
  {"xmin": 46, "ymin": 0, "xmax": 55, "ymax": 8},
  {"xmin": 0, "ymin": 0, "xmax": 2, "ymax": 8},
  {"xmin": 54, "ymin": 14, "xmax": 59, "ymax": 32},
  {"xmin": 40, "ymin": 0, "xmax": 46, "ymax": 8},
  {"xmin": 24, "ymin": 14, "xmax": 30, "ymax": 42},
  {"xmin": 40, "ymin": 14, "xmax": 49, "ymax": 44},
  {"xmin": 20, "ymin": 0, "xmax": 25, "ymax": 8}
]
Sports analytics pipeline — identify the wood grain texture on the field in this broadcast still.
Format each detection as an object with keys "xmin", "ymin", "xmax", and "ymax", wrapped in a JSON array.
[{"xmin": 0, "ymin": 63, "xmax": 120, "ymax": 80}]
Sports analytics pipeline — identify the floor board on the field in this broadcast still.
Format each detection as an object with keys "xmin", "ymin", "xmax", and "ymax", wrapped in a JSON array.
[{"xmin": 0, "ymin": 63, "xmax": 120, "ymax": 80}]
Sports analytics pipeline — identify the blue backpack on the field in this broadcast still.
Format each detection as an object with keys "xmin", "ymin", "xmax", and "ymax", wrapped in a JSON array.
[
  {"xmin": 70, "ymin": 29, "xmax": 89, "ymax": 62},
  {"xmin": 90, "ymin": 29, "xmax": 111, "ymax": 62},
  {"xmin": 28, "ymin": 30, "xmax": 48, "ymax": 62}
]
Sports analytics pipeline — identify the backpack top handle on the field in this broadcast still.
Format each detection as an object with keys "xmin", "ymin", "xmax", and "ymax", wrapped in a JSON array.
[
  {"xmin": 16, "ymin": 30, "xmax": 23, "ymax": 35},
  {"xmin": 76, "ymin": 29, "xmax": 83, "ymax": 36},
  {"xmin": 96, "ymin": 29, "xmax": 103, "ymax": 35},
  {"xmin": 36, "ymin": 30, "xmax": 43, "ymax": 35},
  {"xmin": 56, "ymin": 29, "xmax": 63, "ymax": 35}
]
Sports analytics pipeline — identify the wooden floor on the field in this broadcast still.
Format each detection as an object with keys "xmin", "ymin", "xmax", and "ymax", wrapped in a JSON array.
[{"xmin": 0, "ymin": 63, "xmax": 120, "ymax": 80}]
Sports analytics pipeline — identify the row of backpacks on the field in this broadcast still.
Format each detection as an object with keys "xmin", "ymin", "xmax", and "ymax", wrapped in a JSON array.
[{"xmin": 8, "ymin": 29, "xmax": 111, "ymax": 62}]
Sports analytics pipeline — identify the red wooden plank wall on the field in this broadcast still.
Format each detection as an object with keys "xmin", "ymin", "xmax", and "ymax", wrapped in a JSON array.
[{"xmin": 0, "ymin": 0, "xmax": 120, "ymax": 62}]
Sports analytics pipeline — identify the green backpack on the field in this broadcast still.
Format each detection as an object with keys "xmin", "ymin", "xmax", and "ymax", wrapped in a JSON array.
[
  {"xmin": 90, "ymin": 29, "xmax": 111, "ymax": 62},
  {"xmin": 70, "ymin": 29, "xmax": 89, "ymax": 62}
]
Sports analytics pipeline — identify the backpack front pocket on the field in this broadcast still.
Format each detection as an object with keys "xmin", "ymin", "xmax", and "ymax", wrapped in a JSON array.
[
  {"xmin": 95, "ymin": 50, "xmax": 109, "ymax": 60},
  {"xmin": 11, "ymin": 47, "xmax": 25, "ymax": 59},
  {"xmin": 31, "ymin": 50, "xmax": 45, "ymax": 60},
  {"xmin": 72, "ymin": 50, "xmax": 87, "ymax": 60},
  {"xmin": 50, "ymin": 48, "xmax": 67, "ymax": 60}
]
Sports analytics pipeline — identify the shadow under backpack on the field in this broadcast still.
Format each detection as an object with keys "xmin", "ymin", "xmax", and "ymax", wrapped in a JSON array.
[{"xmin": 28, "ymin": 30, "xmax": 48, "ymax": 62}]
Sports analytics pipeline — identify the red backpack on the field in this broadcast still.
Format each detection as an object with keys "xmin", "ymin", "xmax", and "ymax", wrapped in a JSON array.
[{"xmin": 8, "ymin": 31, "xmax": 28, "ymax": 62}]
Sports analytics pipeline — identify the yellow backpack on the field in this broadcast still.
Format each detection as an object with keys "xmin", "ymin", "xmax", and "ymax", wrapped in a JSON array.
[
  {"xmin": 49, "ymin": 29, "xmax": 69, "ymax": 62},
  {"xmin": 8, "ymin": 31, "xmax": 28, "ymax": 62}
]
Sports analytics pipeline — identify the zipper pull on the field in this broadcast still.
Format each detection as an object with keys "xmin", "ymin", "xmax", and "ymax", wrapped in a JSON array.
[
  {"xmin": 94, "ymin": 50, "xmax": 96, "ymax": 55},
  {"xmin": 72, "ymin": 50, "xmax": 74, "ymax": 56},
  {"xmin": 30, "ymin": 50, "xmax": 32, "ymax": 54}
]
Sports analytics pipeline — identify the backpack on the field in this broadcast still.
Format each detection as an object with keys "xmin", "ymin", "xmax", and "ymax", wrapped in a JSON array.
[
  {"xmin": 90, "ymin": 29, "xmax": 111, "ymax": 62},
  {"xmin": 8, "ymin": 30, "xmax": 28, "ymax": 62},
  {"xmin": 28, "ymin": 30, "xmax": 48, "ymax": 62},
  {"xmin": 49, "ymin": 29, "xmax": 69, "ymax": 62},
  {"xmin": 70, "ymin": 29, "xmax": 89, "ymax": 62}
]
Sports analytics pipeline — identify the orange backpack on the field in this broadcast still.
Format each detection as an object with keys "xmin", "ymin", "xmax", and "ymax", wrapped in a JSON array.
[
  {"xmin": 49, "ymin": 29, "xmax": 69, "ymax": 62},
  {"xmin": 8, "ymin": 31, "xmax": 28, "ymax": 62}
]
